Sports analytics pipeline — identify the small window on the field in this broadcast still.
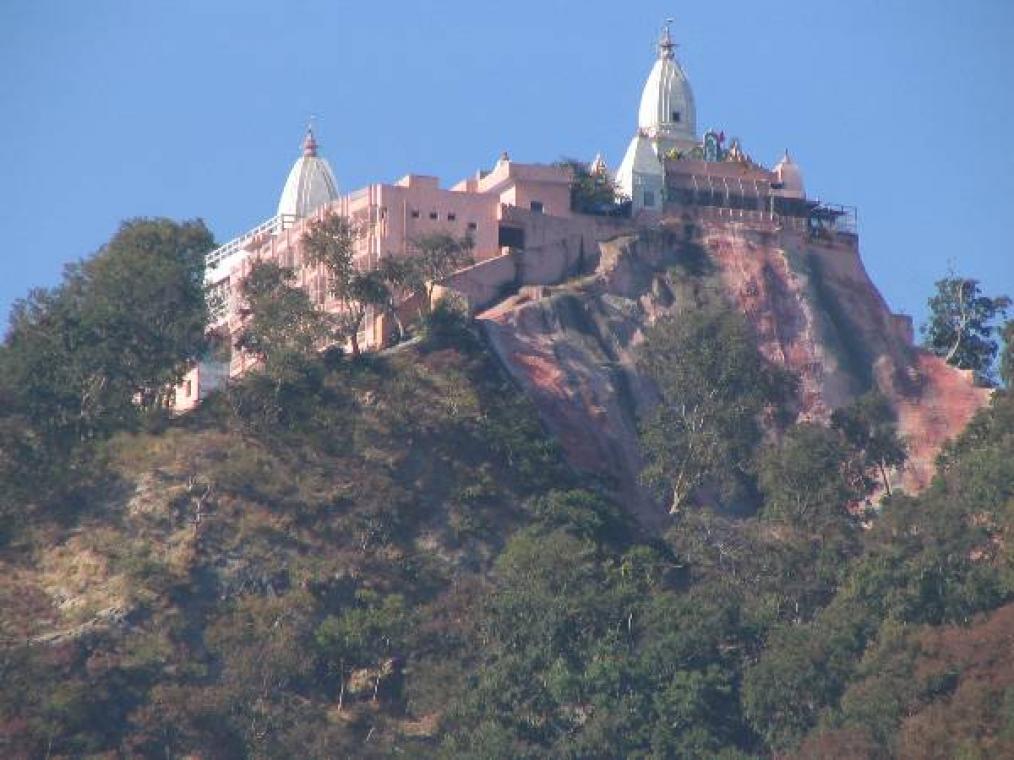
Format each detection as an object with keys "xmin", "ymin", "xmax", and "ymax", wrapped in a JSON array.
[
  {"xmin": 467, "ymin": 221, "xmax": 478, "ymax": 231},
  {"xmin": 671, "ymin": 110, "xmax": 681, "ymax": 123},
  {"xmin": 530, "ymin": 200, "xmax": 544, "ymax": 214},
  {"xmin": 643, "ymin": 190, "xmax": 655, "ymax": 207},
  {"xmin": 185, "ymin": 380, "xmax": 193, "ymax": 398},
  {"xmin": 410, "ymin": 209, "xmax": 420, "ymax": 219},
  {"xmin": 498, "ymin": 224, "xmax": 525, "ymax": 248},
  {"xmin": 429, "ymin": 211, "xmax": 438, "ymax": 220},
  {"xmin": 447, "ymin": 212, "xmax": 456, "ymax": 221}
]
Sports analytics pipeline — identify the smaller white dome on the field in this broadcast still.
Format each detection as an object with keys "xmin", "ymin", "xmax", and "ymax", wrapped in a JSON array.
[
  {"xmin": 615, "ymin": 131, "xmax": 664, "ymax": 206},
  {"xmin": 277, "ymin": 128, "xmax": 340, "ymax": 218},
  {"xmin": 774, "ymin": 150, "xmax": 805, "ymax": 198}
]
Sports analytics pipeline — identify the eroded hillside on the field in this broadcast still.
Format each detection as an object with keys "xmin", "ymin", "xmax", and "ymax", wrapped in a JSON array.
[{"xmin": 479, "ymin": 219, "xmax": 989, "ymax": 516}]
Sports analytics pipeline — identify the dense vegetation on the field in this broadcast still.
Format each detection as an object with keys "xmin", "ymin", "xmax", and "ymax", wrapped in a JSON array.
[
  {"xmin": 920, "ymin": 273, "xmax": 1009, "ymax": 385},
  {"xmin": 0, "ymin": 219, "xmax": 1012, "ymax": 758}
]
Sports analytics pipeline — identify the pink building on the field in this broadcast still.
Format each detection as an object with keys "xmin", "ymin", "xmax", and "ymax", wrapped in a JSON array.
[{"xmin": 173, "ymin": 135, "xmax": 575, "ymax": 411}]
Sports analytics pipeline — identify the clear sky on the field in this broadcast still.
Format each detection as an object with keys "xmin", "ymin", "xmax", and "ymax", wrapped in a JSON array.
[{"xmin": 1, "ymin": 0, "xmax": 1012, "ymax": 330}]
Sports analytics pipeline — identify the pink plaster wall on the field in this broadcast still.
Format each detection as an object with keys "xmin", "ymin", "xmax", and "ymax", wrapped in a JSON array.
[
  {"xmin": 437, "ymin": 210, "xmax": 635, "ymax": 312},
  {"xmin": 175, "ymin": 160, "xmax": 579, "ymax": 407}
]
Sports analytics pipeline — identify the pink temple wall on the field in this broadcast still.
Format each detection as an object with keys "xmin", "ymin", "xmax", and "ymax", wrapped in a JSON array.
[{"xmin": 173, "ymin": 161, "xmax": 579, "ymax": 407}]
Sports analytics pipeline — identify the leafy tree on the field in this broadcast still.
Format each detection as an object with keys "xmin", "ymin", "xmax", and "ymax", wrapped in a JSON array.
[
  {"xmin": 638, "ymin": 307, "xmax": 796, "ymax": 513},
  {"xmin": 300, "ymin": 212, "xmax": 360, "ymax": 285},
  {"xmin": 301, "ymin": 212, "xmax": 379, "ymax": 357},
  {"xmin": 303, "ymin": 216, "xmax": 472, "ymax": 353},
  {"xmin": 233, "ymin": 260, "xmax": 333, "ymax": 381},
  {"xmin": 230, "ymin": 260, "xmax": 336, "ymax": 433},
  {"xmin": 1001, "ymin": 319, "xmax": 1014, "ymax": 388},
  {"xmin": 758, "ymin": 423, "xmax": 860, "ymax": 530},
  {"xmin": 556, "ymin": 157, "xmax": 622, "ymax": 213},
  {"xmin": 0, "ymin": 217, "xmax": 212, "ymax": 465},
  {"xmin": 742, "ymin": 602, "xmax": 873, "ymax": 753},
  {"xmin": 80, "ymin": 218, "xmax": 213, "ymax": 405},
  {"xmin": 921, "ymin": 274, "xmax": 1010, "ymax": 383},
  {"xmin": 375, "ymin": 254, "xmax": 415, "ymax": 342},
  {"xmin": 831, "ymin": 391, "xmax": 907, "ymax": 495},
  {"xmin": 405, "ymin": 232, "xmax": 475, "ymax": 315},
  {"xmin": 315, "ymin": 590, "xmax": 409, "ymax": 710},
  {"xmin": 526, "ymin": 488, "xmax": 628, "ymax": 544}
]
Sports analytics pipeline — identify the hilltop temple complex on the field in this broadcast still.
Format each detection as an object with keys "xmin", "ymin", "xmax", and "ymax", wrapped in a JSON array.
[{"xmin": 175, "ymin": 22, "xmax": 857, "ymax": 411}]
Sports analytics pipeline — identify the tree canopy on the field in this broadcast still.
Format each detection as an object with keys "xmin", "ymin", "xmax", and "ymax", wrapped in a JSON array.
[
  {"xmin": 638, "ymin": 307, "xmax": 796, "ymax": 513},
  {"xmin": 405, "ymin": 232, "xmax": 475, "ymax": 311},
  {"xmin": 1, "ymin": 217, "xmax": 212, "ymax": 448},
  {"xmin": 921, "ymin": 273, "xmax": 1010, "ymax": 384},
  {"xmin": 234, "ymin": 260, "xmax": 334, "ymax": 379},
  {"xmin": 556, "ymin": 157, "xmax": 624, "ymax": 213}
]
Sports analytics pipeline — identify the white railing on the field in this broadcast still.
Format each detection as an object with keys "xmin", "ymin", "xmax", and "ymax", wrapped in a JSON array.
[
  {"xmin": 346, "ymin": 187, "xmax": 369, "ymax": 203},
  {"xmin": 205, "ymin": 213, "xmax": 299, "ymax": 268}
]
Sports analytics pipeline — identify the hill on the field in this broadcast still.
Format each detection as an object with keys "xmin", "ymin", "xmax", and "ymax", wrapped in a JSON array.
[{"xmin": 0, "ymin": 218, "xmax": 1011, "ymax": 759}]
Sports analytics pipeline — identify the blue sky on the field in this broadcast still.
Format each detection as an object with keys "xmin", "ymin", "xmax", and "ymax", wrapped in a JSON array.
[{"xmin": 1, "ymin": 0, "xmax": 1012, "ymax": 330}]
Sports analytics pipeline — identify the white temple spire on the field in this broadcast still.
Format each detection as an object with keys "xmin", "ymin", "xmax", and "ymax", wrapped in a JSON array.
[
  {"xmin": 277, "ymin": 124, "xmax": 340, "ymax": 218},
  {"xmin": 636, "ymin": 19, "xmax": 697, "ymax": 152}
]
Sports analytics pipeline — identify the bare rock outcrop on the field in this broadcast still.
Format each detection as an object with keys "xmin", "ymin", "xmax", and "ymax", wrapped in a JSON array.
[{"xmin": 478, "ymin": 218, "xmax": 989, "ymax": 523}]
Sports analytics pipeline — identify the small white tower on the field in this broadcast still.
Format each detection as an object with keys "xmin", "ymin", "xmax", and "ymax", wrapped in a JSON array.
[
  {"xmin": 615, "ymin": 131, "xmax": 664, "ymax": 211},
  {"xmin": 277, "ymin": 127, "xmax": 340, "ymax": 218},
  {"xmin": 773, "ymin": 150, "xmax": 806, "ymax": 199}
]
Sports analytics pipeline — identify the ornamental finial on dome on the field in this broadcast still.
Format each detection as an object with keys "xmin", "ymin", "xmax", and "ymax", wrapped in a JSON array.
[
  {"xmin": 659, "ymin": 18, "xmax": 675, "ymax": 60},
  {"xmin": 302, "ymin": 126, "xmax": 318, "ymax": 158}
]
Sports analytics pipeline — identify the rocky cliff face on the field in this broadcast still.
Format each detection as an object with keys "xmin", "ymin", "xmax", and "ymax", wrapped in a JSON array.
[{"xmin": 479, "ymin": 218, "xmax": 989, "ymax": 523}]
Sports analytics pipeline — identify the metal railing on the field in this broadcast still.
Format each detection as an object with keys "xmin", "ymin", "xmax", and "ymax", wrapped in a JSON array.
[{"xmin": 205, "ymin": 213, "xmax": 300, "ymax": 268}]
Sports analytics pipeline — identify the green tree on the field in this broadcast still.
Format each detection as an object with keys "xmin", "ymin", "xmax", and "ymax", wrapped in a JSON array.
[
  {"xmin": 315, "ymin": 590, "xmax": 409, "ymax": 710},
  {"xmin": 230, "ymin": 260, "xmax": 335, "ymax": 433},
  {"xmin": 302, "ymin": 213, "xmax": 399, "ymax": 357},
  {"xmin": 301, "ymin": 212, "xmax": 360, "ymax": 287},
  {"xmin": 831, "ymin": 391, "xmax": 907, "ymax": 495},
  {"xmin": 921, "ymin": 274, "xmax": 1010, "ymax": 383},
  {"xmin": 556, "ymin": 157, "xmax": 622, "ymax": 213},
  {"xmin": 1, "ymin": 218, "xmax": 212, "ymax": 451},
  {"xmin": 404, "ymin": 232, "xmax": 475, "ymax": 316},
  {"xmin": 81, "ymin": 218, "xmax": 213, "ymax": 407},
  {"xmin": 375, "ymin": 255, "xmax": 415, "ymax": 342},
  {"xmin": 638, "ymin": 308, "xmax": 796, "ymax": 513},
  {"xmin": 1001, "ymin": 319, "xmax": 1014, "ymax": 388},
  {"xmin": 234, "ymin": 260, "xmax": 333, "ymax": 378},
  {"xmin": 742, "ymin": 603, "xmax": 872, "ymax": 754},
  {"xmin": 340, "ymin": 267, "xmax": 391, "ymax": 356},
  {"xmin": 758, "ymin": 423, "xmax": 859, "ymax": 530}
]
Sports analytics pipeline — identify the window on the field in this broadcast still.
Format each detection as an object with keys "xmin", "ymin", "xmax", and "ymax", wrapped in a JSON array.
[
  {"xmin": 530, "ymin": 200, "xmax": 544, "ymax": 214},
  {"xmin": 467, "ymin": 221, "xmax": 478, "ymax": 231},
  {"xmin": 185, "ymin": 380, "xmax": 193, "ymax": 398},
  {"xmin": 498, "ymin": 224, "xmax": 525, "ymax": 248},
  {"xmin": 429, "ymin": 211, "xmax": 438, "ymax": 220},
  {"xmin": 447, "ymin": 212, "xmax": 456, "ymax": 221},
  {"xmin": 410, "ymin": 209, "xmax": 420, "ymax": 218},
  {"xmin": 671, "ymin": 110, "xmax": 681, "ymax": 123},
  {"xmin": 643, "ymin": 190, "xmax": 655, "ymax": 207}
]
